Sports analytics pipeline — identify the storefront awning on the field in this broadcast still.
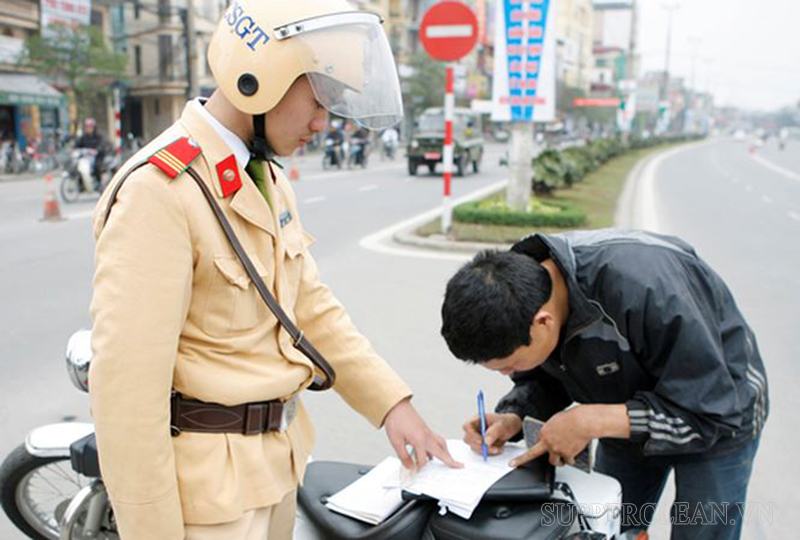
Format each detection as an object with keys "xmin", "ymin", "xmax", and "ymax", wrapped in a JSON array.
[{"xmin": 0, "ymin": 73, "xmax": 65, "ymax": 108}]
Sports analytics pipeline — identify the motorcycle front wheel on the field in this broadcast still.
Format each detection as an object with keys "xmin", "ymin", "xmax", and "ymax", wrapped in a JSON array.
[
  {"xmin": 0, "ymin": 444, "xmax": 93, "ymax": 539},
  {"xmin": 60, "ymin": 176, "xmax": 81, "ymax": 203}
]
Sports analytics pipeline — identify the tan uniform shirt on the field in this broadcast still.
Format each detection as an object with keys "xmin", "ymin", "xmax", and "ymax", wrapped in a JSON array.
[{"xmin": 89, "ymin": 102, "xmax": 412, "ymax": 539}]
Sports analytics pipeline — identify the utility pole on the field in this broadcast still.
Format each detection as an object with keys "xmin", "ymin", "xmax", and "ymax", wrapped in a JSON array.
[
  {"xmin": 182, "ymin": 0, "xmax": 199, "ymax": 100},
  {"xmin": 661, "ymin": 2, "xmax": 680, "ymax": 101}
]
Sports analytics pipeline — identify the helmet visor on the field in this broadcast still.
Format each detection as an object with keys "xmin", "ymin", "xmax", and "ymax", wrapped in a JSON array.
[{"xmin": 292, "ymin": 16, "xmax": 403, "ymax": 130}]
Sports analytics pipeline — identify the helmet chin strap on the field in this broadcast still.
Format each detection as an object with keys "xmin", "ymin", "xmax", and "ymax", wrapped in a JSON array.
[{"xmin": 250, "ymin": 113, "xmax": 277, "ymax": 162}]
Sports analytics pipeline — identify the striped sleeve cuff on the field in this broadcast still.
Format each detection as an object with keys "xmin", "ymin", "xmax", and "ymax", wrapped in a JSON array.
[{"xmin": 626, "ymin": 399, "xmax": 650, "ymax": 442}]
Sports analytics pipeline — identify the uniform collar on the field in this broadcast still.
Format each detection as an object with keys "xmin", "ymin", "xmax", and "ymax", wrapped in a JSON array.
[
  {"xmin": 190, "ymin": 98, "xmax": 251, "ymax": 169},
  {"xmin": 177, "ymin": 99, "xmax": 276, "ymax": 238}
]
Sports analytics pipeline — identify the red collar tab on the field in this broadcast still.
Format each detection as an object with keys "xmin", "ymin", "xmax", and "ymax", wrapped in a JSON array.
[
  {"xmin": 216, "ymin": 154, "xmax": 242, "ymax": 198},
  {"xmin": 148, "ymin": 137, "xmax": 201, "ymax": 179}
]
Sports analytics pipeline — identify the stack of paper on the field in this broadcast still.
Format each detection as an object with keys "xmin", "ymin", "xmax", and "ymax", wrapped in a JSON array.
[
  {"xmin": 325, "ymin": 440, "xmax": 527, "ymax": 523},
  {"xmin": 401, "ymin": 440, "xmax": 527, "ymax": 519},
  {"xmin": 324, "ymin": 457, "xmax": 405, "ymax": 525}
]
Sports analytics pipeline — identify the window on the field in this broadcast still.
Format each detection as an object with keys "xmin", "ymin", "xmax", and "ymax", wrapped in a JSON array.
[
  {"xmin": 134, "ymin": 0, "xmax": 140, "ymax": 19},
  {"xmin": 159, "ymin": 0, "xmax": 171, "ymax": 23},
  {"xmin": 134, "ymin": 45, "xmax": 141, "ymax": 75},
  {"xmin": 158, "ymin": 35, "xmax": 172, "ymax": 80}
]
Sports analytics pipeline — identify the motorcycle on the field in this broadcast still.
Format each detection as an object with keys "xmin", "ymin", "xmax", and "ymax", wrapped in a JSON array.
[
  {"xmin": 0, "ymin": 331, "xmax": 628, "ymax": 539},
  {"xmin": 348, "ymin": 136, "xmax": 369, "ymax": 168},
  {"xmin": 322, "ymin": 136, "xmax": 344, "ymax": 170},
  {"xmin": 60, "ymin": 149, "xmax": 120, "ymax": 203},
  {"xmin": 381, "ymin": 138, "xmax": 397, "ymax": 161}
]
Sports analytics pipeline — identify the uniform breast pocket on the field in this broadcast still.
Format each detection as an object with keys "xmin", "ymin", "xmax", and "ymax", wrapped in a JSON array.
[
  {"xmin": 280, "ymin": 227, "xmax": 315, "ymax": 309},
  {"xmin": 201, "ymin": 255, "xmax": 271, "ymax": 336}
]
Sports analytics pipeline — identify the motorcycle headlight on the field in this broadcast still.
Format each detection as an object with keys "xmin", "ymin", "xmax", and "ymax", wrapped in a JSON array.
[
  {"xmin": 65, "ymin": 330, "xmax": 92, "ymax": 392},
  {"xmin": 411, "ymin": 140, "xmax": 419, "ymax": 149}
]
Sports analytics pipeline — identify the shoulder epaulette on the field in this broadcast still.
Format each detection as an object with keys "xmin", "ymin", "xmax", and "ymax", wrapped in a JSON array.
[{"xmin": 148, "ymin": 137, "xmax": 201, "ymax": 179}]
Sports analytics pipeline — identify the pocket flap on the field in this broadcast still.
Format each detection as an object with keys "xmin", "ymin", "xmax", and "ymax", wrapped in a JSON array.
[
  {"xmin": 213, "ymin": 256, "xmax": 269, "ymax": 290},
  {"xmin": 284, "ymin": 228, "xmax": 314, "ymax": 259}
]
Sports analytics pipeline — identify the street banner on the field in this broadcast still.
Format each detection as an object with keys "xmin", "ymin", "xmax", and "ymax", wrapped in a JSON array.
[
  {"xmin": 40, "ymin": 0, "xmax": 92, "ymax": 34},
  {"xmin": 491, "ymin": 0, "xmax": 556, "ymax": 122}
]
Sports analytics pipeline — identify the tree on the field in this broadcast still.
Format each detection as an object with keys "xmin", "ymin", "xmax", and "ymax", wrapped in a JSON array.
[
  {"xmin": 19, "ymin": 23, "xmax": 127, "ymax": 133},
  {"xmin": 403, "ymin": 52, "xmax": 447, "ymax": 120}
]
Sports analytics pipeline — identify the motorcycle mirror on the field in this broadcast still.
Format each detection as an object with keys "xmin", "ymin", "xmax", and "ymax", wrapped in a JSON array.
[{"xmin": 66, "ymin": 329, "xmax": 93, "ymax": 392}]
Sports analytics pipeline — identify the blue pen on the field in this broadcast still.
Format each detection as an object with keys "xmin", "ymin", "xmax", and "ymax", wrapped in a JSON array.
[{"xmin": 477, "ymin": 390, "xmax": 488, "ymax": 462}]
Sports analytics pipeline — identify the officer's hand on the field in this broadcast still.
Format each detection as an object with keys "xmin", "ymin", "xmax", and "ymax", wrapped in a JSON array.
[
  {"xmin": 383, "ymin": 398, "xmax": 463, "ymax": 471},
  {"xmin": 463, "ymin": 413, "xmax": 522, "ymax": 456},
  {"xmin": 509, "ymin": 407, "xmax": 592, "ymax": 468}
]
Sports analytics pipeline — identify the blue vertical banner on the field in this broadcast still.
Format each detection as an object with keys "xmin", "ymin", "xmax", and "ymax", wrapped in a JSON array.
[{"xmin": 491, "ymin": 0, "xmax": 555, "ymax": 122}]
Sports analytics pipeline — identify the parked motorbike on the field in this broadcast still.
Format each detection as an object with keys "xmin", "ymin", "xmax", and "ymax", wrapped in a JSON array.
[
  {"xmin": 322, "ymin": 136, "xmax": 344, "ymax": 170},
  {"xmin": 60, "ymin": 149, "xmax": 120, "ymax": 203},
  {"xmin": 348, "ymin": 136, "xmax": 369, "ymax": 168},
  {"xmin": 0, "ymin": 331, "xmax": 629, "ymax": 539}
]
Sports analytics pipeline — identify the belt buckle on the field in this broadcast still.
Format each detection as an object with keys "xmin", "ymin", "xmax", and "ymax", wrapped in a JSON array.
[{"xmin": 280, "ymin": 396, "xmax": 298, "ymax": 431}]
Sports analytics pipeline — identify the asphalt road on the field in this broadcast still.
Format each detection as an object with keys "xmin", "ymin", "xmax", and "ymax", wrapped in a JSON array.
[
  {"xmin": 0, "ymin": 137, "xmax": 796, "ymax": 538},
  {"xmin": 626, "ymin": 137, "xmax": 799, "ymax": 538}
]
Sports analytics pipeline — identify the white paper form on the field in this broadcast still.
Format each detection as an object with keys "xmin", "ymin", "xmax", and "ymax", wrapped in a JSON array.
[{"xmin": 402, "ymin": 440, "xmax": 528, "ymax": 519}]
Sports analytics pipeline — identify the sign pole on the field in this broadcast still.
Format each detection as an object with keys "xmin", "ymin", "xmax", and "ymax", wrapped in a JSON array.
[
  {"xmin": 418, "ymin": 0, "xmax": 478, "ymax": 235},
  {"xmin": 442, "ymin": 64, "xmax": 455, "ymax": 234}
]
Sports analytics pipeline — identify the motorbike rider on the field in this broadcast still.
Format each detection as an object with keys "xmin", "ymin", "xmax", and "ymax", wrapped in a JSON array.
[
  {"xmin": 380, "ymin": 126, "xmax": 399, "ymax": 159},
  {"xmin": 74, "ymin": 117, "xmax": 107, "ymax": 190},
  {"xmin": 442, "ymin": 230, "xmax": 768, "ymax": 540},
  {"xmin": 89, "ymin": 1, "xmax": 459, "ymax": 538},
  {"xmin": 325, "ymin": 121, "xmax": 345, "ymax": 166},
  {"xmin": 349, "ymin": 125, "xmax": 370, "ymax": 165}
]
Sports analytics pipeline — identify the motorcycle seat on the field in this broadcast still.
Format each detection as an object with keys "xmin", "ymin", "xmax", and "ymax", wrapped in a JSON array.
[
  {"xmin": 69, "ymin": 433, "xmax": 102, "ymax": 478},
  {"xmin": 297, "ymin": 461, "xmax": 434, "ymax": 540}
]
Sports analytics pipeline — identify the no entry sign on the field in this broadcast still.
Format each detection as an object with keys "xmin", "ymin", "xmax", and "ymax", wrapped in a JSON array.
[{"xmin": 420, "ymin": 1, "xmax": 478, "ymax": 62}]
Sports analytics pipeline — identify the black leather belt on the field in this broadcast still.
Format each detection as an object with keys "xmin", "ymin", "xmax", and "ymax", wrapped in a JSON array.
[{"xmin": 170, "ymin": 393, "xmax": 298, "ymax": 436}]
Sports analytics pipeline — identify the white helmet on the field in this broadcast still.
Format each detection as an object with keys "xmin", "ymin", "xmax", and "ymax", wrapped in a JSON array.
[{"xmin": 207, "ymin": 0, "xmax": 403, "ymax": 131}]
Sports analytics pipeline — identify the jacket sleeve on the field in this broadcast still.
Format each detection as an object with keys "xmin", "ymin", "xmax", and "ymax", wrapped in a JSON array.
[
  {"xmin": 293, "ymin": 234, "xmax": 412, "ymax": 428},
  {"xmin": 89, "ymin": 171, "xmax": 192, "ymax": 539},
  {"xmin": 609, "ymin": 252, "xmax": 743, "ymax": 456},
  {"xmin": 495, "ymin": 367, "xmax": 572, "ymax": 426}
]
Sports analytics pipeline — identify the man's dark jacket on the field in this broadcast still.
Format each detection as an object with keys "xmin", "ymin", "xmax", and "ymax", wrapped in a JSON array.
[{"xmin": 496, "ymin": 230, "xmax": 768, "ymax": 457}]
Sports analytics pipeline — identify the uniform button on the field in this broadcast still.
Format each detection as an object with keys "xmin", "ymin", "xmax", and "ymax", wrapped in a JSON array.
[{"xmin": 222, "ymin": 169, "xmax": 235, "ymax": 182}]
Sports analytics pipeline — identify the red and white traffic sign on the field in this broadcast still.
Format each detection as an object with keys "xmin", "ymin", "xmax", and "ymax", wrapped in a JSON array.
[{"xmin": 419, "ymin": 1, "xmax": 478, "ymax": 62}]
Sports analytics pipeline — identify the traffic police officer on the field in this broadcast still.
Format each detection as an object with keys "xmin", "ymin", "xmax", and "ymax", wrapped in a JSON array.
[{"xmin": 89, "ymin": 0, "xmax": 458, "ymax": 538}]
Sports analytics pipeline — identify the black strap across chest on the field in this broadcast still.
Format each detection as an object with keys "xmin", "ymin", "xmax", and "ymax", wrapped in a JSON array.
[{"xmin": 101, "ymin": 163, "xmax": 336, "ymax": 391}]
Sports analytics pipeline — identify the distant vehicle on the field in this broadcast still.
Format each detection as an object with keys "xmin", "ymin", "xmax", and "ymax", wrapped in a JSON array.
[{"xmin": 407, "ymin": 107, "xmax": 484, "ymax": 176}]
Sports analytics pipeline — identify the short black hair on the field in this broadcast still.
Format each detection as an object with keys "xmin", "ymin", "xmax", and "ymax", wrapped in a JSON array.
[{"xmin": 440, "ymin": 250, "xmax": 552, "ymax": 363}]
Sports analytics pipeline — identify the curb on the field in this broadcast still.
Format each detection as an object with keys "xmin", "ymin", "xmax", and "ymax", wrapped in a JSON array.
[{"xmin": 392, "ymin": 142, "xmax": 702, "ymax": 254}]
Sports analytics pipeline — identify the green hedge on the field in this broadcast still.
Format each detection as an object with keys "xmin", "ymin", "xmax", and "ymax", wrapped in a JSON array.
[
  {"xmin": 454, "ymin": 196, "xmax": 587, "ymax": 228},
  {"xmin": 531, "ymin": 134, "xmax": 704, "ymax": 194}
]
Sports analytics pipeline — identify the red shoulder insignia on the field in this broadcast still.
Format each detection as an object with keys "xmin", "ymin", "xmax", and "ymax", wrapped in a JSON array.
[{"xmin": 148, "ymin": 137, "xmax": 201, "ymax": 179}]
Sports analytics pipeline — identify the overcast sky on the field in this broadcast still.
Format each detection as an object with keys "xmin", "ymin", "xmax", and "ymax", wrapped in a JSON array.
[{"xmin": 636, "ymin": 0, "xmax": 799, "ymax": 111}]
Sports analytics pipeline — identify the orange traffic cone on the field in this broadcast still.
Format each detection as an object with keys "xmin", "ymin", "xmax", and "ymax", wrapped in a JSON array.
[
  {"xmin": 288, "ymin": 153, "xmax": 300, "ymax": 181},
  {"xmin": 41, "ymin": 173, "xmax": 63, "ymax": 222}
]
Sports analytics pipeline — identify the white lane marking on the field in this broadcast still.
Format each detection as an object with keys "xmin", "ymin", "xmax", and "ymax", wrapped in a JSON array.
[
  {"xmin": 761, "ymin": 195, "xmax": 772, "ymax": 204},
  {"xmin": 789, "ymin": 211, "xmax": 800, "ymax": 222},
  {"xmin": 298, "ymin": 163, "xmax": 396, "ymax": 182},
  {"xmin": 358, "ymin": 184, "xmax": 378, "ymax": 192},
  {"xmin": 303, "ymin": 196, "xmax": 326, "ymax": 205},
  {"xmin": 359, "ymin": 180, "xmax": 507, "ymax": 261},
  {"xmin": 745, "ymin": 185, "xmax": 754, "ymax": 192},
  {"xmin": 64, "ymin": 209, "xmax": 94, "ymax": 220},
  {"xmin": 750, "ymin": 153, "xmax": 800, "ymax": 183}
]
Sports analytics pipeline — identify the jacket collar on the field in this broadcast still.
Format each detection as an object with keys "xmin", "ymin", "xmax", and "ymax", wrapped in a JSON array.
[
  {"xmin": 511, "ymin": 233, "xmax": 602, "ymax": 341},
  {"xmin": 177, "ymin": 101, "xmax": 275, "ymax": 238}
]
